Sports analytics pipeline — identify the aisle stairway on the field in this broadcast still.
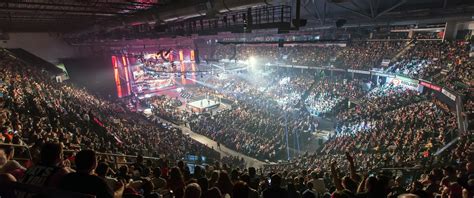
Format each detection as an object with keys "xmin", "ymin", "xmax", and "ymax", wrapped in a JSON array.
[{"xmin": 391, "ymin": 40, "xmax": 415, "ymax": 61}]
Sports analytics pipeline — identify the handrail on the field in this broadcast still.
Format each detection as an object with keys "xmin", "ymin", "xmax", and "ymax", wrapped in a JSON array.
[
  {"xmin": 0, "ymin": 143, "xmax": 32, "ymax": 162},
  {"xmin": 63, "ymin": 150, "xmax": 162, "ymax": 160},
  {"xmin": 434, "ymin": 136, "xmax": 460, "ymax": 156}
]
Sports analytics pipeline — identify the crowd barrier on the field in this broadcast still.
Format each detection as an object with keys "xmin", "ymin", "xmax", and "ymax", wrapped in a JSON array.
[{"xmin": 0, "ymin": 143, "xmax": 165, "ymax": 170}]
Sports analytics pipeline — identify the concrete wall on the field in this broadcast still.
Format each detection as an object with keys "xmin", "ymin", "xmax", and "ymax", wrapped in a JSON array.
[
  {"xmin": 0, "ymin": 32, "xmax": 76, "ymax": 64},
  {"xmin": 456, "ymin": 21, "xmax": 474, "ymax": 30}
]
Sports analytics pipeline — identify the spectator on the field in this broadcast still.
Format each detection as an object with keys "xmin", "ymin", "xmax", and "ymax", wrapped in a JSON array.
[
  {"xmin": 184, "ymin": 183, "xmax": 201, "ymax": 198},
  {"xmin": 302, "ymin": 182, "xmax": 316, "ymax": 198},
  {"xmin": 168, "ymin": 167, "xmax": 185, "ymax": 198},
  {"xmin": 151, "ymin": 167, "xmax": 167, "ymax": 191},
  {"xmin": 263, "ymin": 174, "xmax": 288, "ymax": 198},
  {"xmin": 197, "ymin": 177, "xmax": 222, "ymax": 198},
  {"xmin": 96, "ymin": 162, "xmax": 119, "ymax": 193},
  {"xmin": 216, "ymin": 170, "xmax": 234, "ymax": 197},
  {"xmin": 59, "ymin": 150, "xmax": 120, "ymax": 198},
  {"xmin": 18, "ymin": 143, "xmax": 71, "ymax": 198},
  {"xmin": 0, "ymin": 144, "xmax": 26, "ymax": 177}
]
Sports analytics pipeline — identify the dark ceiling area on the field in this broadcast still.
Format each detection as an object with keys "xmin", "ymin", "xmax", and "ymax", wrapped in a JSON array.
[
  {"xmin": 0, "ymin": 0, "xmax": 169, "ymax": 32},
  {"xmin": 0, "ymin": 0, "xmax": 473, "ymax": 35}
]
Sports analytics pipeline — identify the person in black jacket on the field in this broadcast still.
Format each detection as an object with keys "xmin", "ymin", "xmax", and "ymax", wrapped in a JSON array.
[
  {"xmin": 263, "ymin": 174, "xmax": 288, "ymax": 198},
  {"xmin": 59, "ymin": 150, "xmax": 122, "ymax": 198}
]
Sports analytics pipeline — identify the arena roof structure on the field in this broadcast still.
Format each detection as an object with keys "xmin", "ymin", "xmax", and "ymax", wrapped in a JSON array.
[{"xmin": 0, "ymin": 0, "xmax": 473, "ymax": 36}]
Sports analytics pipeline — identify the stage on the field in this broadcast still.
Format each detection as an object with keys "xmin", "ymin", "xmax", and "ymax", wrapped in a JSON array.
[{"xmin": 187, "ymin": 99, "xmax": 220, "ymax": 113}]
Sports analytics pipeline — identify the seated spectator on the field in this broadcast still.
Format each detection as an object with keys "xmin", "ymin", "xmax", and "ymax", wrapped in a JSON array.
[
  {"xmin": 59, "ymin": 150, "xmax": 121, "ymax": 198},
  {"xmin": 0, "ymin": 173, "xmax": 17, "ymax": 198},
  {"xmin": 18, "ymin": 143, "xmax": 71, "ymax": 198},
  {"xmin": 141, "ymin": 179, "xmax": 160, "ymax": 198},
  {"xmin": 96, "ymin": 162, "xmax": 119, "ymax": 193},
  {"xmin": 0, "ymin": 144, "xmax": 26, "ymax": 177},
  {"xmin": 151, "ymin": 167, "xmax": 167, "ymax": 191}
]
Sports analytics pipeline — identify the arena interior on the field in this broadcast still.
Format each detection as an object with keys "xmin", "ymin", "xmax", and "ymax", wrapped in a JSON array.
[{"xmin": 0, "ymin": 0, "xmax": 473, "ymax": 197}]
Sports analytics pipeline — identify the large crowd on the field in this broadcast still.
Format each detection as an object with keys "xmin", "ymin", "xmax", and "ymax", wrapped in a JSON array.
[
  {"xmin": 209, "ymin": 41, "xmax": 404, "ymax": 70},
  {"xmin": 305, "ymin": 78, "xmax": 364, "ymax": 117},
  {"xmin": 0, "ymin": 49, "xmax": 220, "ymax": 167},
  {"xmin": 188, "ymin": 71, "xmax": 319, "ymax": 161},
  {"xmin": 204, "ymin": 39, "xmax": 472, "ymax": 94},
  {"xmin": 0, "ymin": 34, "xmax": 472, "ymax": 198}
]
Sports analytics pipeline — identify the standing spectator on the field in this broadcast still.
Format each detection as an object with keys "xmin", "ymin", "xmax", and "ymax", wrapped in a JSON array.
[
  {"xmin": 309, "ymin": 171, "xmax": 326, "ymax": 195},
  {"xmin": 263, "ymin": 174, "xmax": 288, "ymax": 198},
  {"xmin": 184, "ymin": 183, "xmax": 201, "ymax": 198},
  {"xmin": 248, "ymin": 167, "xmax": 260, "ymax": 190},
  {"xmin": 197, "ymin": 177, "xmax": 222, "ymax": 198},
  {"xmin": 216, "ymin": 171, "xmax": 234, "ymax": 197},
  {"xmin": 168, "ymin": 167, "xmax": 185, "ymax": 198},
  {"xmin": 302, "ymin": 182, "xmax": 317, "ymax": 198}
]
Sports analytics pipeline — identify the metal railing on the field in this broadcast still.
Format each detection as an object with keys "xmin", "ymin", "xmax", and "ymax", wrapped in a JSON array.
[
  {"xmin": 0, "ymin": 143, "xmax": 32, "ymax": 163},
  {"xmin": 0, "ymin": 143, "xmax": 163, "ymax": 170}
]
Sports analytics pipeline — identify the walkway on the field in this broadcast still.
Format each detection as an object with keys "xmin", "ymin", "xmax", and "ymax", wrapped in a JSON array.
[{"xmin": 158, "ymin": 118, "xmax": 267, "ymax": 168}]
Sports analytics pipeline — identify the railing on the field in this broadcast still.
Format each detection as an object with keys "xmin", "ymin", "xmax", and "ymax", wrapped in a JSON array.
[
  {"xmin": 63, "ymin": 150, "xmax": 162, "ymax": 169},
  {"xmin": 0, "ymin": 143, "xmax": 32, "ymax": 163},
  {"xmin": 0, "ymin": 143, "xmax": 163, "ymax": 170},
  {"xmin": 434, "ymin": 136, "xmax": 460, "ymax": 156}
]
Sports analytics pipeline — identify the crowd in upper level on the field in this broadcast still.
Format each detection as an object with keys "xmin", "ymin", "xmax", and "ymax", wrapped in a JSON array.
[{"xmin": 202, "ymin": 39, "xmax": 472, "ymax": 94}]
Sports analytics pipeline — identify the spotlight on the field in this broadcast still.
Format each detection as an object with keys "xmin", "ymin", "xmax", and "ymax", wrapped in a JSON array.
[{"xmin": 248, "ymin": 56, "xmax": 257, "ymax": 66}]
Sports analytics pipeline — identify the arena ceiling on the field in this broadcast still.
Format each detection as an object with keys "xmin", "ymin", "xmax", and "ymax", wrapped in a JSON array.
[
  {"xmin": 0, "ymin": 0, "xmax": 171, "ymax": 32},
  {"xmin": 0, "ymin": 0, "xmax": 473, "ymax": 34}
]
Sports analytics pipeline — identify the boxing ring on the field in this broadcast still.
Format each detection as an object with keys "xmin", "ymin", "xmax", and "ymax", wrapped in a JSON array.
[{"xmin": 187, "ymin": 99, "xmax": 220, "ymax": 113}]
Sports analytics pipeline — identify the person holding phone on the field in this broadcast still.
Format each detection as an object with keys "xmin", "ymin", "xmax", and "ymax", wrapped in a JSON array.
[{"xmin": 262, "ymin": 174, "xmax": 288, "ymax": 198}]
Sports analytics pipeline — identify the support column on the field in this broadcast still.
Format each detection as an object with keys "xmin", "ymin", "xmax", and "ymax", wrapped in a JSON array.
[
  {"xmin": 408, "ymin": 30, "xmax": 414, "ymax": 39},
  {"xmin": 443, "ymin": 21, "xmax": 458, "ymax": 41}
]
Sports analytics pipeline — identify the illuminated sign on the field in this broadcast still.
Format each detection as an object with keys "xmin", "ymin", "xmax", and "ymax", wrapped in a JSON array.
[
  {"xmin": 420, "ymin": 81, "xmax": 441, "ymax": 91},
  {"xmin": 441, "ymin": 88, "xmax": 456, "ymax": 101}
]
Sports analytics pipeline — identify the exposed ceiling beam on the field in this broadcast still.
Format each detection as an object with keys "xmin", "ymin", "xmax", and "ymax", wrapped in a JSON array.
[
  {"xmin": 367, "ymin": 0, "xmax": 375, "ymax": 18},
  {"xmin": 327, "ymin": 0, "xmax": 372, "ymax": 19},
  {"xmin": 375, "ymin": 0, "xmax": 406, "ymax": 19},
  {"xmin": 303, "ymin": 0, "xmax": 323, "ymax": 25},
  {"xmin": 350, "ymin": 0, "xmax": 371, "ymax": 18}
]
